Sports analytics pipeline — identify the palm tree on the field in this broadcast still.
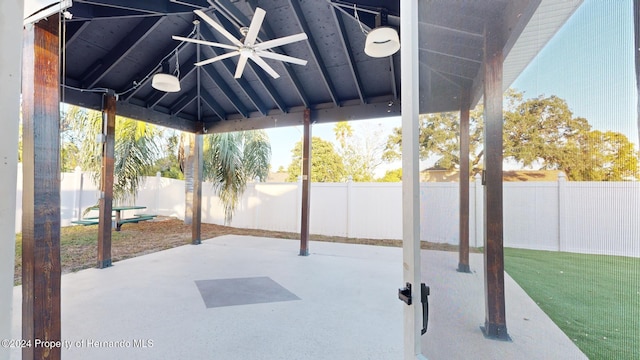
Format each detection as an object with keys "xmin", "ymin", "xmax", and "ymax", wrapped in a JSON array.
[
  {"xmin": 181, "ymin": 130, "xmax": 271, "ymax": 223},
  {"xmin": 66, "ymin": 106, "xmax": 271, "ymax": 222},
  {"xmin": 69, "ymin": 107, "xmax": 160, "ymax": 203}
]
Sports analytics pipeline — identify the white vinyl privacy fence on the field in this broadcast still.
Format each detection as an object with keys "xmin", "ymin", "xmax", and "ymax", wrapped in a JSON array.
[{"xmin": 14, "ymin": 165, "xmax": 640, "ymax": 258}]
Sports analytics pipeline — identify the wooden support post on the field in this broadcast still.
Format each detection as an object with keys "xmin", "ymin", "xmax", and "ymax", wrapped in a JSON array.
[
  {"xmin": 458, "ymin": 90, "xmax": 471, "ymax": 273},
  {"xmin": 1, "ymin": 1, "xmax": 24, "ymax": 357},
  {"xmin": 481, "ymin": 18, "xmax": 510, "ymax": 341},
  {"xmin": 400, "ymin": 1, "xmax": 426, "ymax": 359},
  {"xmin": 97, "ymin": 93, "xmax": 116, "ymax": 269},
  {"xmin": 299, "ymin": 109, "xmax": 311, "ymax": 256},
  {"xmin": 21, "ymin": 16, "xmax": 62, "ymax": 360},
  {"xmin": 184, "ymin": 133, "xmax": 194, "ymax": 225},
  {"xmin": 192, "ymin": 133, "xmax": 203, "ymax": 245}
]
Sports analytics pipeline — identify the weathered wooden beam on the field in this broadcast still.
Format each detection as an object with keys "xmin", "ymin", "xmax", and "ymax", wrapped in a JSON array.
[
  {"xmin": 458, "ymin": 89, "xmax": 471, "ymax": 273},
  {"xmin": 97, "ymin": 93, "xmax": 116, "ymax": 269},
  {"xmin": 481, "ymin": 18, "xmax": 510, "ymax": 341},
  {"xmin": 1, "ymin": 0, "xmax": 24, "ymax": 355},
  {"xmin": 299, "ymin": 109, "xmax": 311, "ymax": 256},
  {"xmin": 204, "ymin": 100, "xmax": 400, "ymax": 134},
  {"xmin": 192, "ymin": 134, "xmax": 203, "ymax": 245},
  {"xmin": 21, "ymin": 16, "xmax": 62, "ymax": 360},
  {"xmin": 184, "ymin": 133, "xmax": 195, "ymax": 225}
]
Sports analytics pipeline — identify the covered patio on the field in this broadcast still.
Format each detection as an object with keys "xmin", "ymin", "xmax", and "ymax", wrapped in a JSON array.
[{"xmin": 1, "ymin": 0, "xmax": 584, "ymax": 359}]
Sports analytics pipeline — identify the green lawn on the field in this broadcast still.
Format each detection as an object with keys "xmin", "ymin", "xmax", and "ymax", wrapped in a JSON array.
[{"xmin": 505, "ymin": 248, "xmax": 640, "ymax": 360}]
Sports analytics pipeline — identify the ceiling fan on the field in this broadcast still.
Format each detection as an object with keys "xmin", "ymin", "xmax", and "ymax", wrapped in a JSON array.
[{"xmin": 173, "ymin": 7, "xmax": 308, "ymax": 79}]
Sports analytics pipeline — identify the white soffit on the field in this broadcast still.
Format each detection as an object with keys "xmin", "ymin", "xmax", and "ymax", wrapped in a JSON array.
[
  {"xmin": 503, "ymin": 0, "xmax": 584, "ymax": 90},
  {"xmin": 24, "ymin": 0, "xmax": 72, "ymax": 25}
]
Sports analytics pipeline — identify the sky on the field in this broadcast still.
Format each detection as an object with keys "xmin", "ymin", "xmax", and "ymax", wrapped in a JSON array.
[{"xmin": 265, "ymin": 0, "xmax": 637, "ymax": 175}]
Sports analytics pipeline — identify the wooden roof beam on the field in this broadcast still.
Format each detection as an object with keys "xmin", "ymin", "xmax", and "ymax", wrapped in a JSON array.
[
  {"xmin": 217, "ymin": 0, "xmax": 311, "ymax": 108},
  {"xmin": 199, "ymin": 22, "xmax": 268, "ymax": 116},
  {"xmin": 119, "ymin": 22, "xmax": 195, "ymax": 101},
  {"xmin": 200, "ymin": 91, "xmax": 227, "ymax": 120},
  {"xmin": 83, "ymin": 16, "xmax": 165, "ymax": 88},
  {"xmin": 332, "ymin": 8, "xmax": 367, "ymax": 104},
  {"xmin": 200, "ymin": 56, "xmax": 250, "ymax": 118},
  {"xmin": 289, "ymin": 0, "xmax": 340, "ymax": 107}
]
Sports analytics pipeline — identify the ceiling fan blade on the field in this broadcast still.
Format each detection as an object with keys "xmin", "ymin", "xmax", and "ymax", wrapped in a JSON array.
[
  {"xmin": 255, "ymin": 32, "xmax": 308, "ymax": 51},
  {"xmin": 256, "ymin": 51, "xmax": 307, "ymax": 66},
  {"xmin": 194, "ymin": 9, "xmax": 243, "ymax": 47},
  {"xmin": 172, "ymin": 36, "xmax": 238, "ymax": 51},
  {"xmin": 244, "ymin": 7, "xmax": 266, "ymax": 47},
  {"xmin": 250, "ymin": 55, "xmax": 280, "ymax": 79},
  {"xmin": 195, "ymin": 51, "xmax": 240, "ymax": 66},
  {"xmin": 234, "ymin": 54, "xmax": 249, "ymax": 78}
]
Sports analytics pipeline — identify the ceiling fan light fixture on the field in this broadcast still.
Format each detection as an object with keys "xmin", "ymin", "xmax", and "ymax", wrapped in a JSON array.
[
  {"xmin": 152, "ymin": 73, "xmax": 181, "ymax": 93},
  {"xmin": 365, "ymin": 27, "xmax": 400, "ymax": 58}
]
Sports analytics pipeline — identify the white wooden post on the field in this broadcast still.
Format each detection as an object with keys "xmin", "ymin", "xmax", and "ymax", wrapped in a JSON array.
[
  {"xmin": 0, "ymin": 1, "xmax": 24, "ymax": 359},
  {"xmin": 557, "ymin": 172, "xmax": 566, "ymax": 252},
  {"xmin": 401, "ymin": 0, "xmax": 427, "ymax": 358},
  {"xmin": 155, "ymin": 171, "xmax": 161, "ymax": 213},
  {"xmin": 346, "ymin": 176, "xmax": 353, "ymax": 238},
  {"xmin": 73, "ymin": 166, "xmax": 83, "ymax": 220},
  {"xmin": 296, "ymin": 175, "xmax": 302, "ymax": 233}
]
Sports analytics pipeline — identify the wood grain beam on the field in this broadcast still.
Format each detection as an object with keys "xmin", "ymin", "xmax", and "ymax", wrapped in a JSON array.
[
  {"xmin": 481, "ymin": 17, "xmax": 510, "ymax": 341},
  {"xmin": 458, "ymin": 89, "xmax": 471, "ymax": 273},
  {"xmin": 97, "ymin": 93, "xmax": 116, "ymax": 269},
  {"xmin": 21, "ymin": 16, "xmax": 62, "ymax": 360},
  {"xmin": 192, "ymin": 134, "xmax": 203, "ymax": 245},
  {"xmin": 299, "ymin": 109, "xmax": 311, "ymax": 256}
]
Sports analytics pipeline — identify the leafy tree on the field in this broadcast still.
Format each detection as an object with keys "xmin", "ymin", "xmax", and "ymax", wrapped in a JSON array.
[
  {"xmin": 503, "ymin": 94, "xmax": 591, "ymax": 177},
  {"xmin": 287, "ymin": 136, "xmax": 345, "ymax": 182},
  {"xmin": 333, "ymin": 121, "xmax": 386, "ymax": 182},
  {"xmin": 60, "ymin": 106, "xmax": 86, "ymax": 171},
  {"xmin": 147, "ymin": 132, "xmax": 184, "ymax": 179},
  {"xmin": 580, "ymin": 130, "xmax": 638, "ymax": 181},
  {"xmin": 504, "ymin": 95, "xmax": 638, "ymax": 180},
  {"xmin": 385, "ymin": 90, "xmax": 638, "ymax": 181},
  {"xmin": 377, "ymin": 168, "xmax": 402, "ymax": 182},
  {"xmin": 384, "ymin": 108, "xmax": 484, "ymax": 176}
]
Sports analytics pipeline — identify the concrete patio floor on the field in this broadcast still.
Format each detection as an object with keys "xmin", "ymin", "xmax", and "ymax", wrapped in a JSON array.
[{"xmin": 10, "ymin": 235, "xmax": 586, "ymax": 359}]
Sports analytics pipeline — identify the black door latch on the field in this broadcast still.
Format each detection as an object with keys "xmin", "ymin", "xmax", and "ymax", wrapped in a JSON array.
[
  {"xmin": 420, "ymin": 283, "xmax": 430, "ymax": 335},
  {"xmin": 398, "ymin": 282, "xmax": 430, "ymax": 335},
  {"xmin": 398, "ymin": 282, "xmax": 412, "ymax": 305}
]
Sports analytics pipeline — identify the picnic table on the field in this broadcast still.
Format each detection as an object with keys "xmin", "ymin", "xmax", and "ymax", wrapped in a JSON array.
[{"xmin": 72, "ymin": 205, "xmax": 157, "ymax": 231}]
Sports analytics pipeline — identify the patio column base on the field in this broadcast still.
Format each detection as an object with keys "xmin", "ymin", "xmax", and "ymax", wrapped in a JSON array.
[
  {"xmin": 97, "ymin": 259, "xmax": 112, "ymax": 269},
  {"xmin": 457, "ymin": 263, "xmax": 471, "ymax": 273},
  {"xmin": 299, "ymin": 249, "xmax": 309, "ymax": 256},
  {"xmin": 481, "ymin": 323, "xmax": 511, "ymax": 341}
]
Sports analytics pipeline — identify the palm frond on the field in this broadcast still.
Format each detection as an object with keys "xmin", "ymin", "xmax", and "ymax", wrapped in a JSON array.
[{"xmin": 201, "ymin": 130, "xmax": 271, "ymax": 224}]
